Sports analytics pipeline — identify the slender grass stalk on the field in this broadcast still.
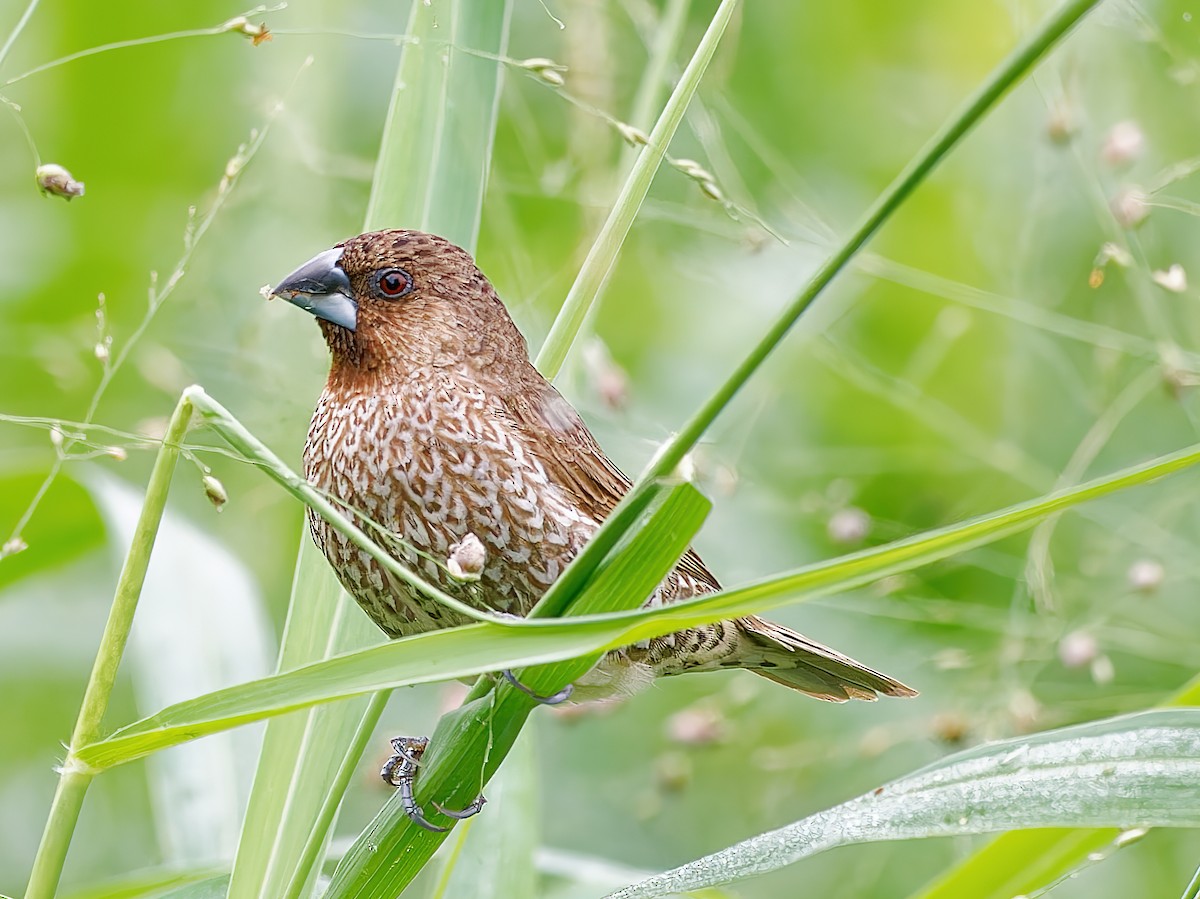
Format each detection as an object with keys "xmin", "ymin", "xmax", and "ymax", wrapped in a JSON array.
[
  {"xmin": 1180, "ymin": 863, "xmax": 1200, "ymax": 899},
  {"xmin": 23, "ymin": 392, "xmax": 194, "ymax": 899},
  {"xmin": 4, "ymin": 22, "xmax": 248, "ymax": 88},
  {"xmin": 534, "ymin": 0, "xmax": 738, "ymax": 378},
  {"xmin": 0, "ymin": 0, "xmax": 39, "ymax": 70},
  {"xmin": 636, "ymin": 0, "xmax": 1104, "ymax": 484},
  {"xmin": 227, "ymin": 3, "xmax": 513, "ymax": 894},
  {"xmin": 279, "ymin": 690, "xmax": 390, "ymax": 899},
  {"xmin": 190, "ymin": 387, "xmax": 501, "ymax": 625}
]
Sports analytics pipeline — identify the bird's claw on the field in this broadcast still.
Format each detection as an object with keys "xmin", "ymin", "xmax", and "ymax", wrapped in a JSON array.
[
  {"xmin": 491, "ymin": 613, "xmax": 574, "ymax": 704},
  {"xmin": 380, "ymin": 736, "xmax": 485, "ymax": 832},
  {"xmin": 433, "ymin": 794, "xmax": 488, "ymax": 819},
  {"xmin": 502, "ymin": 668, "xmax": 574, "ymax": 705},
  {"xmin": 384, "ymin": 735, "xmax": 427, "ymax": 776}
]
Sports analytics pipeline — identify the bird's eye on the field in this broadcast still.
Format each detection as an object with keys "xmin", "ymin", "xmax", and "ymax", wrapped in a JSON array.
[{"xmin": 374, "ymin": 268, "xmax": 413, "ymax": 299}]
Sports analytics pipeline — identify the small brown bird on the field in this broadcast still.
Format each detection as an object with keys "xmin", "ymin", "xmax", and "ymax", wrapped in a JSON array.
[{"xmin": 272, "ymin": 229, "xmax": 915, "ymax": 703}]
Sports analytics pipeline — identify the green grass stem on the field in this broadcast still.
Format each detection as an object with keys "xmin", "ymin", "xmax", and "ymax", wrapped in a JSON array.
[{"xmin": 23, "ymin": 391, "xmax": 194, "ymax": 899}]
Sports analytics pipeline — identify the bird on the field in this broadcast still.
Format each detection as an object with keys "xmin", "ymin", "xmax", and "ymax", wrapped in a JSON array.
[{"xmin": 270, "ymin": 229, "xmax": 916, "ymax": 705}]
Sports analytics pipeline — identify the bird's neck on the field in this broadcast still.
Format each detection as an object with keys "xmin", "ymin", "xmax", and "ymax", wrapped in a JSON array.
[
  {"xmin": 323, "ymin": 345, "xmax": 534, "ymax": 400},
  {"xmin": 321, "ymin": 316, "xmax": 535, "ymax": 397}
]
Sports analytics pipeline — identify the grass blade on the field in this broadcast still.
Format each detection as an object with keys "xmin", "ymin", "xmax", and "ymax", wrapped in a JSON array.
[
  {"xmin": 321, "ymin": 482, "xmax": 711, "ymax": 898},
  {"xmin": 227, "ymin": 1, "xmax": 513, "ymax": 894},
  {"xmin": 605, "ymin": 710, "xmax": 1200, "ymax": 899},
  {"xmin": 534, "ymin": 0, "xmax": 739, "ymax": 379},
  {"xmin": 73, "ymin": 439, "xmax": 1200, "ymax": 770},
  {"xmin": 909, "ymin": 675, "xmax": 1200, "ymax": 899}
]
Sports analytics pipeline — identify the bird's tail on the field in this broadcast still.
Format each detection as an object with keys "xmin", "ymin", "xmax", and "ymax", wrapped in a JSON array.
[{"xmin": 734, "ymin": 616, "xmax": 917, "ymax": 702}]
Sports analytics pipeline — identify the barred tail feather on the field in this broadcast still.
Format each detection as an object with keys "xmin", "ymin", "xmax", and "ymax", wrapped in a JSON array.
[{"xmin": 735, "ymin": 616, "xmax": 917, "ymax": 702}]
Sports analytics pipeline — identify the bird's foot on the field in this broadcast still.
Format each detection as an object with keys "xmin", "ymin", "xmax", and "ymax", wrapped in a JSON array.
[
  {"xmin": 380, "ymin": 736, "xmax": 486, "ymax": 832},
  {"xmin": 433, "ymin": 794, "xmax": 488, "ymax": 819},
  {"xmin": 490, "ymin": 612, "xmax": 576, "ymax": 705},
  {"xmin": 381, "ymin": 735, "xmax": 427, "ymax": 782},
  {"xmin": 502, "ymin": 669, "xmax": 574, "ymax": 705}
]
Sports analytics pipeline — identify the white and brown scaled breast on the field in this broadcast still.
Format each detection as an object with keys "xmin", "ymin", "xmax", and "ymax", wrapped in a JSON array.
[{"xmin": 303, "ymin": 366, "xmax": 601, "ymax": 638}]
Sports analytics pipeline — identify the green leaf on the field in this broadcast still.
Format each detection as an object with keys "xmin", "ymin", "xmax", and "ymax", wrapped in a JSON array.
[
  {"xmin": 908, "ymin": 675, "xmax": 1200, "ymax": 899},
  {"xmin": 74, "ymin": 438, "xmax": 1200, "ymax": 770},
  {"xmin": 0, "ymin": 469, "xmax": 103, "ymax": 591},
  {"xmin": 60, "ymin": 867, "xmax": 225, "ymax": 899},
  {"xmin": 321, "ymin": 481, "xmax": 711, "ymax": 898},
  {"xmin": 431, "ymin": 728, "xmax": 539, "ymax": 899},
  {"xmin": 79, "ymin": 617, "xmax": 605, "ymax": 769},
  {"xmin": 604, "ymin": 710, "xmax": 1200, "ymax": 899},
  {"xmin": 227, "ymin": 1, "xmax": 513, "ymax": 894}
]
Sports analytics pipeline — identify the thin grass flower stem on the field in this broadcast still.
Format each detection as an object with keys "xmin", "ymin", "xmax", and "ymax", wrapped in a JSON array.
[
  {"xmin": 185, "ymin": 386, "xmax": 508, "ymax": 627},
  {"xmin": 638, "ymin": 0, "xmax": 1104, "ymax": 484},
  {"xmin": 0, "ymin": 0, "xmax": 39, "ymax": 70},
  {"xmin": 533, "ymin": 0, "xmax": 738, "ymax": 379},
  {"xmin": 23, "ymin": 391, "xmax": 195, "ymax": 899},
  {"xmin": 280, "ymin": 690, "xmax": 391, "ymax": 899},
  {"xmin": 627, "ymin": 0, "xmax": 691, "ymax": 137},
  {"xmin": 1180, "ymin": 862, "xmax": 1200, "ymax": 899}
]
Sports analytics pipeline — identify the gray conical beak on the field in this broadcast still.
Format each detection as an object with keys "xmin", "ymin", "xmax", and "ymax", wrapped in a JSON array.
[{"xmin": 270, "ymin": 247, "xmax": 357, "ymax": 332}]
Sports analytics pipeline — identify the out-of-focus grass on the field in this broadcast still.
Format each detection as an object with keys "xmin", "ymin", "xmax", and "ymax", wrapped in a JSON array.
[{"xmin": 6, "ymin": 1, "xmax": 1200, "ymax": 897}]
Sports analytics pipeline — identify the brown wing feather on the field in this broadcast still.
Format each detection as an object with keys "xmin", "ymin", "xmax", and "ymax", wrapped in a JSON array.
[{"xmin": 500, "ymin": 379, "xmax": 720, "ymax": 592}]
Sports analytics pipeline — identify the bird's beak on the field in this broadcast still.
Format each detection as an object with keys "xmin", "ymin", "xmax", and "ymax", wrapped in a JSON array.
[{"xmin": 270, "ymin": 247, "xmax": 357, "ymax": 332}]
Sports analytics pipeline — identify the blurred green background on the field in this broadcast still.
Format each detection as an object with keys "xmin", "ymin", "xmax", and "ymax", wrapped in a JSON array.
[{"xmin": 4, "ymin": 0, "xmax": 1200, "ymax": 896}]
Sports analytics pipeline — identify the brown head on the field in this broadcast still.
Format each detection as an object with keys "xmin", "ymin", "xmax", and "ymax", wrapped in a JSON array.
[{"xmin": 271, "ymin": 229, "xmax": 530, "ymax": 385}]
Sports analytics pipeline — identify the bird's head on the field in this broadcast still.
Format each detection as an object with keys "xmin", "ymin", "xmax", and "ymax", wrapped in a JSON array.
[{"xmin": 270, "ymin": 229, "xmax": 527, "ymax": 379}]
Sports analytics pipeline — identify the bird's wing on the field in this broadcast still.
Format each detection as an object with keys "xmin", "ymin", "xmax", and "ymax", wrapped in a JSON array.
[{"xmin": 498, "ymin": 381, "xmax": 721, "ymax": 592}]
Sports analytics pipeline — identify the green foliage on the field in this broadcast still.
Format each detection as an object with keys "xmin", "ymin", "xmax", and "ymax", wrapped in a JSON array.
[
  {"xmin": 8, "ymin": 1, "xmax": 1200, "ymax": 898},
  {"xmin": 228, "ymin": 3, "xmax": 514, "ymax": 889},
  {"xmin": 0, "ymin": 471, "xmax": 102, "ymax": 590},
  {"xmin": 608, "ymin": 708, "xmax": 1200, "ymax": 898}
]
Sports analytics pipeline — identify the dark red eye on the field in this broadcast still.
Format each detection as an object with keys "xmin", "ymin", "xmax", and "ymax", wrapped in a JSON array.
[{"xmin": 374, "ymin": 268, "xmax": 412, "ymax": 298}]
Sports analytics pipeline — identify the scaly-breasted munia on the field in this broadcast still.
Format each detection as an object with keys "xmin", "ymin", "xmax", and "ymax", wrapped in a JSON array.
[{"xmin": 271, "ymin": 229, "xmax": 914, "ymax": 703}]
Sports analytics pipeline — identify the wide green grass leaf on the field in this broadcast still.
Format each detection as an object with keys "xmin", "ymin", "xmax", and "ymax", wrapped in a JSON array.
[
  {"xmin": 605, "ymin": 709, "xmax": 1200, "ymax": 898},
  {"xmin": 226, "ymin": 1, "xmax": 513, "ymax": 895},
  {"xmin": 909, "ymin": 675, "xmax": 1200, "ymax": 899},
  {"xmin": 74, "ymin": 439, "xmax": 1200, "ymax": 770},
  {"xmin": 431, "ymin": 728, "xmax": 539, "ymax": 899},
  {"xmin": 321, "ymin": 480, "xmax": 712, "ymax": 898}
]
